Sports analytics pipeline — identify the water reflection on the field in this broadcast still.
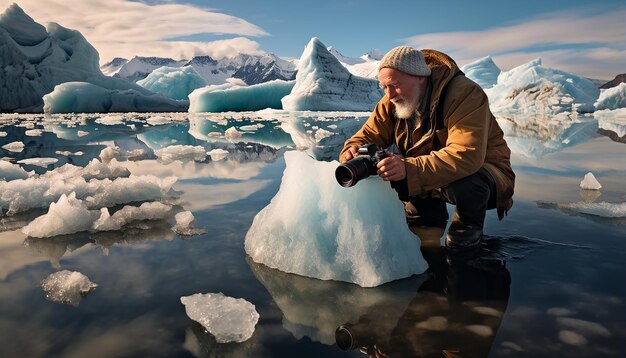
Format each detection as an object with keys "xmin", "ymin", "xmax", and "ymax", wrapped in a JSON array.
[{"xmin": 497, "ymin": 113, "xmax": 598, "ymax": 158}]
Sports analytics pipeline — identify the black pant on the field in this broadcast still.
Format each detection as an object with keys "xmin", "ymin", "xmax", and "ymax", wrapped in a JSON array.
[{"xmin": 404, "ymin": 168, "xmax": 496, "ymax": 228}]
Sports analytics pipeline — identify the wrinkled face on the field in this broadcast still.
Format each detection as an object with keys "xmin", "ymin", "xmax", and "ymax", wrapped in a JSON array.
[{"xmin": 378, "ymin": 68, "xmax": 424, "ymax": 119}]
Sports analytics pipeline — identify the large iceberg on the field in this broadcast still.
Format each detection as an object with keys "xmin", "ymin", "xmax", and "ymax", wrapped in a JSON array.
[
  {"xmin": 485, "ymin": 58, "xmax": 600, "ymax": 116},
  {"xmin": 461, "ymin": 56, "xmax": 501, "ymax": 89},
  {"xmin": 244, "ymin": 151, "xmax": 427, "ymax": 288},
  {"xmin": 137, "ymin": 66, "xmax": 207, "ymax": 101},
  {"xmin": 281, "ymin": 38, "xmax": 383, "ymax": 111},
  {"xmin": 595, "ymin": 83, "xmax": 626, "ymax": 110},
  {"xmin": 189, "ymin": 80, "xmax": 295, "ymax": 112},
  {"xmin": 0, "ymin": 4, "xmax": 185, "ymax": 113},
  {"xmin": 42, "ymin": 82, "xmax": 186, "ymax": 113}
]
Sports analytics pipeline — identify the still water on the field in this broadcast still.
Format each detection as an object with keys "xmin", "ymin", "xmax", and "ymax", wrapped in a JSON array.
[{"xmin": 1, "ymin": 112, "xmax": 625, "ymax": 357}]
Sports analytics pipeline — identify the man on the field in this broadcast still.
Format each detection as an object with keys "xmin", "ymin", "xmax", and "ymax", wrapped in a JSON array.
[{"xmin": 339, "ymin": 46, "xmax": 515, "ymax": 252}]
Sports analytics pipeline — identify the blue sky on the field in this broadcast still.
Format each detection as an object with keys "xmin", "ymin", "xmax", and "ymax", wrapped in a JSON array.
[{"xmin": 2, "ymin": 0, "xmax": 624, "ymax": 79}]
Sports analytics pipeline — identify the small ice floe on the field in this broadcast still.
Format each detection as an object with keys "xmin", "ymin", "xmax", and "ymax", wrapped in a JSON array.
[
  {"xmin": 77, "ymin": 130, "xmax": 89, "ymax": 137},
  {"xmin": 0, "ymin": 160, "xmax": 31, "ymax": 180},
  {"xmin": 41, "ymin": 270, "xmax": 98, "ymax": 306},
  {"xmin": 146, "ymin": 115, "xmax": 173, "ymax": 126},
  {"xmin": 25, "ymin": 129, "xmax": 43, "ymax": 136},
  {"xmin": 224, "ymin": 126, "xmax": 242, "ymax": 139},
  {"xmin": 180, "ymin": 293, "xmax": 259, "ymax": 343},
  {"xmin": 55, "ymin": 150, "xmax": 84, "ymax": 156},
  {"xmin": 207, "ymin": 148, "xmax": 229, "ymax": 161},
  {"xmin": 580, "ymin": 172, "xmax": 602, "ymax": 190},
  {"xmin": 155, "ymin": 145, "xmax": 207, "ymax": 163},
  {"xmin": 2, "ymin": 141, "xmax": 24, "ymax": 152},
  {"xmin": 0, "ymin": 131, "xmax": 7, "ymax": 137},
  {"xmin": 239, "ymin": 124, "xmax": 264, "ymax": 131},
  {"xmin": 93, "ymin": 202, "xmax": 172, "ymax": 231},
  {"xmin": 172, "ymin": 211, "xmax": 206, "ymax": 236},
  {"xmin": 314, "ymin": 128, "xmax": 334, "ymax": 142},
  {"xmin": 17, "ymin": 157, "xmax": 58, "ymax": 167},
  {"xmin": 22, "ymin": 193, "xmax": 100, "ymax": 238},
  {"xmin": 559, "ymin": 202, "xmax": 626, "ymax": 218}
]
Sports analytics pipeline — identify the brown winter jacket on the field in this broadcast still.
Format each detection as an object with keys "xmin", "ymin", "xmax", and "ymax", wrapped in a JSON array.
[{"xmin": 339, "ymin": 50, "xmax": 515, "ymax": 219}]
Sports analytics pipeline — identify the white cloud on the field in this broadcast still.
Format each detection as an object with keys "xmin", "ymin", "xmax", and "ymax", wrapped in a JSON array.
[
  {"xmin": 0, "ymin": 0, "xmax": 268, "ymax": 62},
  {"xmin": 403, "ymin": 7, "xmax": 626, "ymax": 80}
]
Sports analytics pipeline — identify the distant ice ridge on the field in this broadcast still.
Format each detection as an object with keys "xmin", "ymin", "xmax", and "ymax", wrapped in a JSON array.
[
  {"xmin": 595, "ymin": 83, "xmax": 626, "ymax": 110},
  {"xmin": 245, "ymin": 151, "xmax": 427, "ymax": 288},
  {"xmin": 180, "ymin": 293, "xmax": 259, "ymax": 343},
  {"xmin": 137, "ymin": 66, "xmax": 208, "ymax": 100},
  {"xmin": 41, "ymin": 270, "xmax": 97, "ymax": 306},
  {"xmin": 43, "ymin": 81, "xmax": 187, "ymax": 114},
  {"xmin": 281, "ymin": 38, "xmax": 384, "ymax": 111},
  {"xmin": 0, "ymin": 4, "xmax": 185, "ymax": 113},
  {"xmin": 486, "ymin": 58, "xmax": 600, "ymax": 116},
  {"xmin": 189, "ymin": 80, "xmax": 295, "ymax": 112},
  {"xmin": 461, "ymin": 56, "xmax": 501, "ymax": 89}
]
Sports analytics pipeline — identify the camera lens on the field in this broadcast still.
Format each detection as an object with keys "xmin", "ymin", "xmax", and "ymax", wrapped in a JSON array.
[
  {"xmin": 335, "ymin": 325, "xmax": 357, "ymax": 351},
  {"xmin": 335, "ymin": 157, "xmax": 372, "ymax": 187}
]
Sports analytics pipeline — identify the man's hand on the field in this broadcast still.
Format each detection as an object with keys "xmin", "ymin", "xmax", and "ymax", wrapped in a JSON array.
[
  {"xmin": 340, "ymin": 145, "xmax": 359, "ymax": 163},
  {"xmin": 376, "ymin": 151, "xmax": 406, "ymax": 181}
]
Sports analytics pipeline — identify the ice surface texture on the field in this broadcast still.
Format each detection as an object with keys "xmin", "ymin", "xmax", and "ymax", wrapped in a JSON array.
[
  {"xmin": 189, "ymin": 80, "xmax": 294, "ymax": 112},
  {"xmin": 180, "ymin": 293, "xmax": 259, "ymax": 343},
  {"xmin": 245, "ymin": 151, "xmax": 427, "ymax": 288},
  {"xmin": 41, "ymin": 270, "xmax": 97, "ymax": 306},
  {"xmin": 595, "ymin": 83, "xmax": 626, "ymax": 111},
  {"xmin": 461, "ymin": 56, "xmax": 501, "ymax": 90},
  {"xmin": 281, "ymin": 38, "xmax": 383, "ymax": 112},
  {"xmin": 137, "ymin": 66, "xmax": 208, "ymax": 100}
]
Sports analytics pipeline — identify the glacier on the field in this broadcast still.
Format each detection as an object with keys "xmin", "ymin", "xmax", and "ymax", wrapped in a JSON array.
[
  {"xmin": 189, "ymin": 80, "xmax": 295, "ymax": 112},
  {"xmin": 281, "ymin": 38, "xmax": 383, "ymax": 111},
  {"xmin": 137, "ymin": 66, "xmax": 207, "ymax": 101},
  {"xmin": 0, "ymin": 4, "xmax": 186, "ymax": 113},
  {"xmin": 244, "ymin": 151, "xmax": 427, "ymax": 288},
  {"xmin": 461, "ymin": 56, "xmax": 501, "ymax": 89}
]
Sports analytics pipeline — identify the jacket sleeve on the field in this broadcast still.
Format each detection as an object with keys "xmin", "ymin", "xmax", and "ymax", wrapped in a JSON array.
[
  {"xmin": 404, "ymin": 80, "xmax": 491, "ymax": 196},
  {"xmin": 339, "ymin": 98, "xmax": 396, "ymax": 161}
]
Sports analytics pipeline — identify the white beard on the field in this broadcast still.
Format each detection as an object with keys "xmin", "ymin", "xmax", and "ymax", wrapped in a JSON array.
[{"xmin": 392, "ymin": 96, "xmax": 419, "ymax": 119}]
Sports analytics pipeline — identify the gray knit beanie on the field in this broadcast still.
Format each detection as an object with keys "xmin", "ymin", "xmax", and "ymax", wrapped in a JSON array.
[{"xmin": 378, "ymin": 46, "xmax": 431, "ymax": 77}]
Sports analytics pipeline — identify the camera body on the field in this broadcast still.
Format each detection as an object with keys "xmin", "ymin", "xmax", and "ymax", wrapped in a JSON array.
[{"xmin": 335, "ymin": 144, "xmax": 388, "ymax": 187}]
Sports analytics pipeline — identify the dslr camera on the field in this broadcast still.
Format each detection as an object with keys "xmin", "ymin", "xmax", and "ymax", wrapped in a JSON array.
[{"xmin": 335, "ymin": 144, "xmax": 388, "ymax": 187}]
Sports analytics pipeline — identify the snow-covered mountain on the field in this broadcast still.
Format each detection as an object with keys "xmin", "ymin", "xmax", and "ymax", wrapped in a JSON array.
[
  {"xmin": 232, "ymin": 53, "xmax": 297, "ymax": 85},
  {"xmin": 326, "ymin": 46, "xmax": 380, "ymax": 79},
  {"xmin": 101, "ymin": 57, "xmax": 128, "ymax": 76},
  {"xmin": 114, "ymin": 56, "xmax": 187, "ymax": 82},
  {"xmin": 0, "ymin": 4, "xmax": 184, "ymax": 113}
]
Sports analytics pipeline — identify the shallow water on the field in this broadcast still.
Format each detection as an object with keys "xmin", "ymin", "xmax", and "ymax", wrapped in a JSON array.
[{"xmin": 1, "ymin": 112, "xmax": 625, "ymax": 357}]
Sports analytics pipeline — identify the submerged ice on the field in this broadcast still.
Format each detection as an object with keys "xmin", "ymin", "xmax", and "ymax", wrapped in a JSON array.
[
  {"xmin": 244, "ymin": 151, "xmax": 427, "ymax": 288},
  {"xmin": 180, "ymin": 293, "xmax": 259, "ymax": 343}
]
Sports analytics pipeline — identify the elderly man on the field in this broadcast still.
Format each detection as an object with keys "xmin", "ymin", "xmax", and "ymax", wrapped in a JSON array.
[{"xmin": 339, "ymin": 46, "xmax": 515, "ymax": 252}]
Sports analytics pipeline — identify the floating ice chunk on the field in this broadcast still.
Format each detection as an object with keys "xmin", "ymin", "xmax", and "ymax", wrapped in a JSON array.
[
  {"xmin": 17, "ymin": 157, "xmax": 58, "ymax": 167},
  {"xmin": 55, "ymin": 150, "xmax": 84, "ymax": 156},
  {"xmin": 172, "ymin": 211, "xmax": 205, "ymax": 236},
  {"xmin": 77, "ymin": 130, "xmax": 89, "ymax": 137},
  {"xmin": 155, "ymin": 145, "xmax": 207, "ymax": 163},
  {"xmin": 99, "ymin": 146, "xmax": 121, "ymax": 162},
  {"xmin": 0, "ymin": 131, "xmax": 7, "ymax": 137},
  {"xmin": 314, "ymin": 128, "xmax": 334, "ymax": 142},
  {"xmin": 0, "ymin": 160, "xmax": 30, "ymax": 180},
  {"xmin": 225, "ymin": 126, "xmax": 242, "ymax": 139},
  {"xmin": 93, "ymin": 202, "xmax": 172, "ymax": 231},
  {"xmin": 245, "ymin": 151, "xmax": 427, "ymax": 287},
  {"xmin": 239, "ymin": 123, "xmax": 265, "ymax": 131},
  {"xmin": 146, "ymin": 115, "xmax": 174, "ymax": 126},
  {"xmin": 85, "ymin": 175, "xmax": 177, "ymax": 208},
  {"xmin": 207, "ymin": 148, "xmax": 229, "ymax": 161},
  {"xmin": 580, "ymin": 172, "xmax": 602, "ymax": 190},
  {"xmin": 595, "ymin": 83, "xmax": 626, "ymax": 110},
  {"xmin": 188, "ymin": 80, "xmax": 294, "ymax": 112},
  {"xmin": 137, "ymin": 66, "xmax": 207, "ymax": 100},
  {"xmin": 559, "ymin": 201, "xmax": 626, "ymax": 218},
  {"xmin": 41, "ymin": 270, "xmax": 98, "ymax": 306},
  {"xmin": 180, "ymin": 293, "xmax": 259, "ymax": 343},
  {"xmin": 25, "ymin": 129, "xmax": 43, "ymax": 136},
  {"xmin": 95, "ymin": 115, "xmax": 124, "ymax": 125},
  {"xmin": 2, "ymin": 141, "xmax": 24, "ymax": 152},
  {"xmin": 22, "ymin": 192, "xmax": 100, "ymax": 238}
]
